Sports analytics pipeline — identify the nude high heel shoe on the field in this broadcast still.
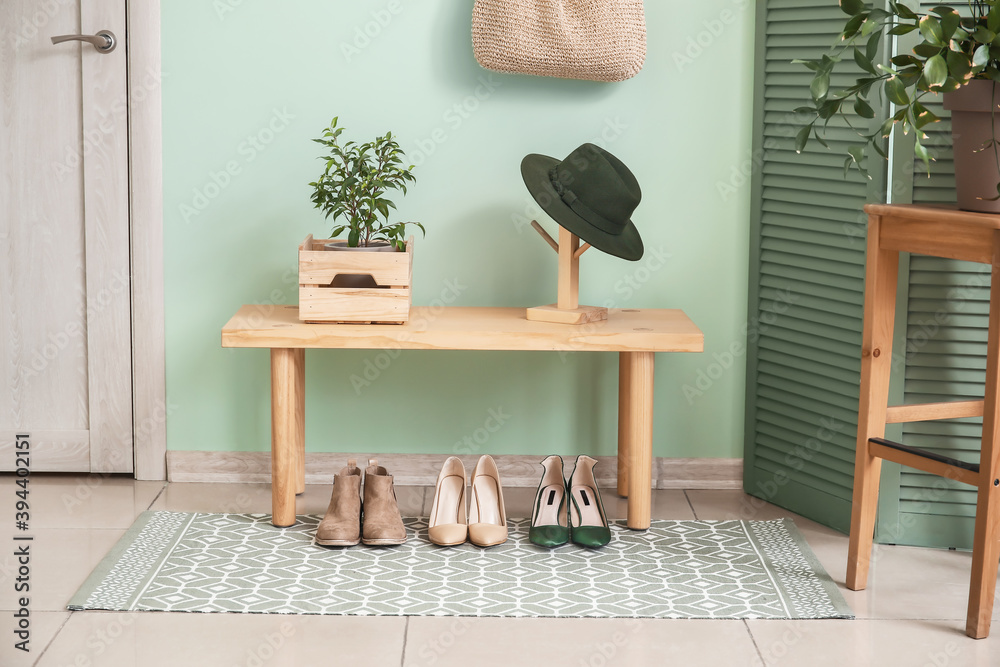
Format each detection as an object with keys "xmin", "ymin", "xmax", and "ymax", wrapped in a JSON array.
[
  {"xmin": 428, "ymin": 456, "xmax": 468, "ymax": 546},
  {"xmin": 468, "ymin": 455, "xmax": 508, "ymax": 547}
]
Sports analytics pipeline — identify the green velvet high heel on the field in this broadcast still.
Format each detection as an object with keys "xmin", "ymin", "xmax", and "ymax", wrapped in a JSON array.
[
  {"xmin": 568, "ymin": 455, "xmax": 611, "ymax": 548},
  {"xmin": 529, "ymin": 455, "xmax": 570, "ymax": 547}
]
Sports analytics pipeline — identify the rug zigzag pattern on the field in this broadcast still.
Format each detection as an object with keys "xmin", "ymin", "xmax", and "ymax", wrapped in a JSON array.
[{"xmin": 72, "ymin": 513, "xmax": 853, "ymax": 619}]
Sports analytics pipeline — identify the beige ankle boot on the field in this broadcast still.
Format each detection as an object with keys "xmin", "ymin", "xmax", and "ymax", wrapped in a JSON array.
[
  {"xmin": 315, "ymin": 460, "xmax": 362, "ymax": 546},
  {"xmin": 362, "ymin": 459, "xmax": 407, "ymax": 546}
]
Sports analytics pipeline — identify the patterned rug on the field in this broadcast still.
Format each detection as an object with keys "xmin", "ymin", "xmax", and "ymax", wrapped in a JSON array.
[{"xmin": 69, "ymin": 512, "xmax": 853, "ymax": 619}]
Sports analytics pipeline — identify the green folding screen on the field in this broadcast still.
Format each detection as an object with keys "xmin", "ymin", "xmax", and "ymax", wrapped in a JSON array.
[
  {"xmin": 744, "ymin": 0, "xmax": 888, "ymax": 533},
  {"xmin": 746, "ymin": 0, "xmax": 983, "ymax": 549}
]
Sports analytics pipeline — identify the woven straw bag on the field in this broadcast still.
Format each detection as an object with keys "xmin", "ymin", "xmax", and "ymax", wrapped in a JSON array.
[{"xmin": 472, "ymin": 0, "xmax": 646, "ymax": 82}]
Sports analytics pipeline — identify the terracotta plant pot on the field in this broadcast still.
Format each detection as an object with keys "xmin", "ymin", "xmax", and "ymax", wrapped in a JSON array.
[{"xmin": 944, "ymin": 79, "xmax": 1000, "ymax": 214}]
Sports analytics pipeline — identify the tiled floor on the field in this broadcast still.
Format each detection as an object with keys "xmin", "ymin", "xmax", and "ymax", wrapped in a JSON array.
[{"xmin": 1, "ymin": 476, "xmax": 999, "ymax": 666}]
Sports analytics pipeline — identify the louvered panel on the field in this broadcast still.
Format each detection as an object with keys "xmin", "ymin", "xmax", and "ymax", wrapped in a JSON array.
[
  {"xmin": 762, "ymin": 237, "xmax": 864, "ymax": 266},
  {"xmin": 754, "ymin": 435, "xmax": 855, "ymax": 481},
  {"xmin": 909, "ymin": 300, "xmax": 990, "ymax": 316},
  {"xmin": 761, "ymin": 275, "xmax": 863, "ymax": 311},
  {"xmin": 763, "ymin": 198, "xmax": 870, "ymax": 224},
  {"xmin": 762, "ymin": 187, "xmax": 868, "ymax": 212},
  {"xmin": 745, "ymin": 0, "xmax": 886, "ymax": 533},
  {"xmin": 755, "ymin": 453, "xmax": 853, "ymax": 499},
  {"xmin": 760, "ymin": 324, "xmax": 859, "ymax": 362},
  {"xmin": 760, "ymin": 248, "xmax": 864, "ymax": 278},
  {"xmin": 758, "ymin": 343, "xmax": 860, "ymax": 382},
  {"xmin": 757, "ymin": 394, "xmax": 854, "ymax": 430},
  {"xmin": 906, "ymin": 420, "xmax": 983, "ymax": 438},
  {"xmin": 756, "ymin": 415, "xmax": 857, "ymax": 466},
  {"xmin": 758, "ymin": 360, "xmax": 858, "ymax": 402},
  {"xmin": 757, "ymin": 384, "xmax": 860, "ymax": 426},
  {"xmin": 761, "ymin": 284, "xmax": 861, "ymax": 318}
]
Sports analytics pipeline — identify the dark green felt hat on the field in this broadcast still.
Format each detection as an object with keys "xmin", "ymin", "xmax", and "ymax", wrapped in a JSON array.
[{"xmin": 521, "ymin": 143, "xmax": 643, "ymax": 261}]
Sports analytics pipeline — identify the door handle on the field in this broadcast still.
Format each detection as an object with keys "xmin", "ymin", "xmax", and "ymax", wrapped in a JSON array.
[{"xmin": 50, "ymin": 30, "xmax": 117, "ymax": 53}]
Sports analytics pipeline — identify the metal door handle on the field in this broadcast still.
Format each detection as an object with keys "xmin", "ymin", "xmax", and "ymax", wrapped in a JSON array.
[{"xmin": 50, "ymin": 30, "xmax": 116, "ymax": 53}]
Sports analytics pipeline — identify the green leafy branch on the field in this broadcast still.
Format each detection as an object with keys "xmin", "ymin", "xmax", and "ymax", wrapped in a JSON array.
[
  {"xmin": 309, "ymin": 117, "xmax": 424, "ymax": 250},
  {"xmin": 795, "ymin": 0, "xmax": 1000, "ymax": 181}
]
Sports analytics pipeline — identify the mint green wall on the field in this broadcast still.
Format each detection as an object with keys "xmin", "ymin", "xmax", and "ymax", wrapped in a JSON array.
[{"xmin": 162, "ymin": 1, "xmax": 754, "ymax": 459}]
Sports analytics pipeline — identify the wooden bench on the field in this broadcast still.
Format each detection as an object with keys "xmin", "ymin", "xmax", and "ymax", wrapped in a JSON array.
[{"xmin": 222, "ymin": 305, "xmax": 704, "ymax": 529}]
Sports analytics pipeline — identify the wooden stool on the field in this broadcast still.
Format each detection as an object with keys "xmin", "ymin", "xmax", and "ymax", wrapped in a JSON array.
[{"xmin": 847, "ymin": 204, "xmax": 1000, "ymax": 639}]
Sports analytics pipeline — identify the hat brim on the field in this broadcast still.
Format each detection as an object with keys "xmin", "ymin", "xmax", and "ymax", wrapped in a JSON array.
[{"xmin": 521, "ymin": 154, "xmax": 644, "ymax": 261}]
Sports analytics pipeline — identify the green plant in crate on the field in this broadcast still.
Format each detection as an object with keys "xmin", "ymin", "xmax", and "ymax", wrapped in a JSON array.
[
  {"xmin": 794, "ymin": 0, "xmax": 1000, "ymax": 185},
  {"xmin": 309, "ymin": 117, "xmax": 424, "ymax": 250}
]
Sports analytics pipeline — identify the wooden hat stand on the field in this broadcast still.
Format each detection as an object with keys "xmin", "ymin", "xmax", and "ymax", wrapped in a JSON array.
[{"xmin": 525, "ymin": 220, "xmax": 609, "ymax": 325}]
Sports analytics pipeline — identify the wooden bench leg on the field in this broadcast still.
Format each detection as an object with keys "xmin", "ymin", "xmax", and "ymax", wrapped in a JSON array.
[
  {"xmin": 967, "ymin": 232, "xmax": 1000, "ymax": 639},
  {"xmin": 626, "ymin": 351, "xmax": 654, "ymax": 530},
  {"xmin": 271, "ymin": 348, "xmax": 304, "ymax": 527},
  {"xmin": 847, "ymin": 214, "xmax": 899, "ymax": 591},
  {"xmin": 296, "ymin": 348, "xmax": 306, "ymax": 495},
  {"xmin": 618, "ymin": 352, "xmax": 633, "ymax": 497}
]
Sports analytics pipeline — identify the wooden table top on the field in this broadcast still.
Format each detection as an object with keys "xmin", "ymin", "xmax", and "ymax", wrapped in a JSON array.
[
  {"xmin": 864, "ymin": 204, "xmax": 1000, "ymax": 265},
  {"xmin": 222, "ymin": 305, "xmax": 704, "ymax": 352},
  {"xmin": 865, "ymin": 203, "xmax": 1000, "ymax": 229}
]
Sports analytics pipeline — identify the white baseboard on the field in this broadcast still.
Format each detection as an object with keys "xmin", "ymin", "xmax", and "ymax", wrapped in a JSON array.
[{"xmin": 167, "ymin": 451, "xmax": 743, "ymax": 490}]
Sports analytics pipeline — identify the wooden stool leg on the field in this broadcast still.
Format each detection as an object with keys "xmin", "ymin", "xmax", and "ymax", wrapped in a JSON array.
[
  {"xmin": 626, "ymin": 351, "xmax": 655, "ymax": 530},
  {"xmin": 271, "ymin": 348, "xmax": 304, "ymax": 527},
  {"xmin": 847, "ymin": 215, "xmax": 899, "ymax": 591},
  {"xmin": 967, "ymin": 231, "xmax": 1000, "ymax": 639},
  {"xmin": 967, "ymin": 475, "xmax": 1000, "ymax": 638},
  {"xmin": 618, "ymin": 352, "xmax": 633, "ymax": 497},
  {"xmin": 295, "ymin": 348, "xmax": 306, "ymax": 495}
]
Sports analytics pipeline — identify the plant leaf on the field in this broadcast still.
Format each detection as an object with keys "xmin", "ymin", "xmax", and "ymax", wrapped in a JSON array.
[
  {"xmin": 840, "ymin": 0, "xmax": 865, "ymax": 16},
  {"xmin": 794, "ymin": 125, "xmax": 811, "ymax": 154},
  {"xmin": 811, "ymin": 72, "xmax": 831, "ymax": 101},
  {"xmin": 854, "ymin": 97, "xmax": 876, "ymax": 118},
  {"xmin": 923, "ymin": 53, "xmax": 948, "ymax": 88},
  {"xmin": 919, "ymin": 15, "xmax": 945, "ymax": 47},
  {"xmin": 885, "ymin": 76, "xmax": 910, "ymax": 105},
  {"xmin": 892, "ymin": 2, "xmax": 918, "ymax": 20}
]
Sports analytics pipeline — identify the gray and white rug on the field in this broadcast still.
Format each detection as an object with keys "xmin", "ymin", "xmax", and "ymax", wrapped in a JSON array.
[{"xmin": 69, "ymin": 512, "xmax": 853, "ymax": 619}]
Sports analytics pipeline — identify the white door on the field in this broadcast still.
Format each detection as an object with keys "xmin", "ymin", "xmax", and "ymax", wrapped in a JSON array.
[{"xmin": 0, "ymin": 0, "xmax": 133, "ymax": 473}]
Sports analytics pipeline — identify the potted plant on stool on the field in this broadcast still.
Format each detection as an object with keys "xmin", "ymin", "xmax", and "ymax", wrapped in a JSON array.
[
  {"xmin": 795, "ymin": 0, "xmax": 1000, "ymax": 213},
  {"xmin": 299, "ymin": 118, "xmax": 425, "ymax": 323}
]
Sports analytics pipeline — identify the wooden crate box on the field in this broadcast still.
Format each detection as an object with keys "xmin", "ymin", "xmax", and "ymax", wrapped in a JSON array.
[{"xmin": 298, "ymin": 235, "xmax": 412, "ymax": 323}]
